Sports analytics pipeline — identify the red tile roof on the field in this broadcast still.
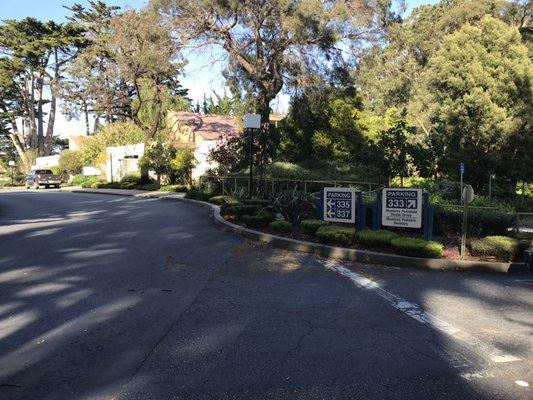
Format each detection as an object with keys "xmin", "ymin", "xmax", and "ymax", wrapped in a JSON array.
[{"xmin": 174, "ymin": 112, "xmax": 239, "ymax": 141}]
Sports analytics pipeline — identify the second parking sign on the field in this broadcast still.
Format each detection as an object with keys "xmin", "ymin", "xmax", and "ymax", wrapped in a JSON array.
[{"xmin": 323, "ymin": 187, "xmax": 356, "ymax": 223}]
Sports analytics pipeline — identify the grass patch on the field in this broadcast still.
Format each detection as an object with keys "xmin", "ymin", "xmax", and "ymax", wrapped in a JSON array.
[{"xmin": 209, "ymin": 195, "xmax": 239, "ymax": 205}]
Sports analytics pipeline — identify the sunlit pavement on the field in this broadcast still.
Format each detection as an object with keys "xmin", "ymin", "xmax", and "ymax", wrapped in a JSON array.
[{"xmin": 0, "ymin": 190, "xmax": 531, "ymax": 400}]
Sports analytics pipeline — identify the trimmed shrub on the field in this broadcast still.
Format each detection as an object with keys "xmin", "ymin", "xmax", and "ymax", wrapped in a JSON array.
[
  {"xmin": 316, "ymin": 225, "xmax": 356, "ymax": 247},
  {"xmin": 80, "ymin": 177, "xmax": 103, "ymax": 188},
  {"xmin": 469, "ymin": 236, "xmax": 518, "ymax": 261},
  {"xmin": 220, "ymin": 204, "xmax": 260, "ymax": 218},
  {"xmin": 300, "ymin": 219, "xmax": 328, "ymax": 235},
  {"xmin": 93, "ymin": 181, "xmax": 121, "ymax": 189},
  {"xmin": 434, "ymin": 206, "xmax": 515, "ymax": 237},
  {"xmin": 242, "ymin": 212, "xmax": 275, "ymax": 228},
  {"xmin": 390, "ymin": 237, "xmax": 443, "ymax": 258},
  {"xmin": 356, "ymin": 230, "xmax": 398, "ymax": 248},
  {"xmin": 120, "ymin": 173, "xmax": 142, "ymax": 189},
  {"xmin": 159, "ymin": 184, "xmax": 189, "ymax": 192},
  {"xmin": 209, "ymin": 195, "xmax": 239, "ymax": 205},
  {"xmin": 185, "ymin": 188, "xmax": 213, "ymax": 201},
  {"xmin": 269, "ymin": 220, "xmax": 293, "ymax": 233},
  {"xmin": 137, "ymin": 182, "xmax": 160, "ymax": 191},
  {"xmin": 73, "ymin": 175, "xmax": 99, "ymax": 187}
]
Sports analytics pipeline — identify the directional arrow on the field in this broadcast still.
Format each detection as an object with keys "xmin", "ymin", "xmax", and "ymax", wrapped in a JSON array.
[
  {"xmin": 326, "ymin": 199, "xmax": 335, "ymax": 208},
  {"xmin": 407, "ymin": 199, "xmax": 416, "ymax": 209},
  {"xmin": 326, "ymin": 210, "xmax": 335, "ymax": 218}
]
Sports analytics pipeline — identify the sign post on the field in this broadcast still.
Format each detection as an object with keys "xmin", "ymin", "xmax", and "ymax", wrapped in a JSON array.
[
  {"xmin": 460, "ymin": 184, "xmax": 475, "ymax": 260},
  {"xmin": 382, "ymin": 188, "xmax": 423, "ymax": 229},
  {"xmin": 323, "ymin": 187, "xmax": 356, "ymax": 223},
  {"xmin": 244, "ymin": 113, "xmax": 261, "ymax": 199},
  {"xmin": 459, "ymin": 162, "xmax": 465, "ymax": 205},
  {"xmin": 8, "ymin": 160, "xmax": 15, "ymax": 186}
]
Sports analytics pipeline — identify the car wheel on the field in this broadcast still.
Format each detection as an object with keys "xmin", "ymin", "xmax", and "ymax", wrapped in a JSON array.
[
  {"xmin": 33, "ymin": 182, "xmax": 39, "ymax": 189},
  {"xmin": 44, "ymin": 185, "xmax": 50, "ymax": 189},
  {"xmin": 55, "ymin": 184, "xmax": 60, "ymax": 189},
  {"xmin": 25, "ymin": 184, "xmax": 30, "ymax": 189}
]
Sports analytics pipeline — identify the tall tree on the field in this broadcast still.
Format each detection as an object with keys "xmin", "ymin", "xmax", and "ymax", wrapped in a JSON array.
[
  {"xmin": 155, "ymin": 0, "xmax": 395, "ymax": 124},
  {"xmin": 419, "ymin": 16, "xmax": 532, "ymax": 185},
  {"xmin": 0, "ymin": 18, "xmax": 84, "ymax": 167}
]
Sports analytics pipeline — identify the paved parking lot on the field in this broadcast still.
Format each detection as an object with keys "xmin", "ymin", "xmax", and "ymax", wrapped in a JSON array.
[{"xmin": 0, "ymin": 190, "xmax": 531, "ymax": 399}]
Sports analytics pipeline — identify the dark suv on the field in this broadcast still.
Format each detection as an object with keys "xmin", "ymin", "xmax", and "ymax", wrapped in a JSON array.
[{"xmin": 25, "ymin": 169, "xmax": 61, "ymax": 189}]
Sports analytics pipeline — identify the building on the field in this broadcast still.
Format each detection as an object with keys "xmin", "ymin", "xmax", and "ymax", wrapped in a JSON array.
[
  {"xmin": 167, "ymin": 111, "xmax": 239, "ymax": 180},
  {"xmin": 105, "ymin": 143, "xmax": 145, "ymax": 182}
]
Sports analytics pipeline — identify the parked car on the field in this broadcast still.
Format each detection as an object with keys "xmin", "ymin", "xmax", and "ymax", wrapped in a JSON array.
[{"xmin": 25, "ymin": 169, "xmax": 61, "ymax": 189}]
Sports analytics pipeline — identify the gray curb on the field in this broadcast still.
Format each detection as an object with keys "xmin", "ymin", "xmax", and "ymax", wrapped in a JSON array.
[{"xmin": 65, "ymin": 189, "xmax": 528, "ymax": 274}]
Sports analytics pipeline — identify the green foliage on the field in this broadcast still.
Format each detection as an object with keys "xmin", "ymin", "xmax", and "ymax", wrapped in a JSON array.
[
  {"xmin": 139, "ymin": 140, "xmax": 175, "ymax": 182},
  {"xmin": 170, "ymin": 149, "xmax": 197, "ymax": 184},
  {"xmin": 356, "ymin": 230, "xmax": 398, "ymax": 248},
  {"xmin": 300, "ymin": 219, "xmax": 328, "ymax": 235},
  {"xmin": 59, "ymin": 150, "xmax": 84, "ymax": 175},
  {"xmin": 434, "ymin": 206, "xmax": 516, "ymax": 237},
  {"xmin": 420, "ymin": 16, "xmax": 532, "ymax": 184},
  {"xmin": 184, "ymin": 188, "xmax": 213, "ymax": 201},
  {"xmin": 136, "ymin": 182, "xmax": 160, "ymax": 191},
  {"xmin": 390, "ymin": 237, "xmax": 443, "ymax": 258},
  {"xmin": 220, "ymin": 204, "xmax": 260, "ymax": 218},
  {"xmin": 270, "ymin": 189, "xmax": 315, "ymax": 225},
  {"xmin": 79, "ymin": 122, "xmax": 145, "ymax": 166},
  {"xmin": 241, "ymin": 212, "xmax": 275, "ymax": 228},
  {"xmin": 120, "ymin": 173, "xmax": 142, "ymax": 189},
  {"xmin": 315, "ymin": 225, "xmax": 356, "ymax": 247},
  {"xmin": 93, "ymin": 181, "xmax": 121, "ymax": 189},
  {"xmin": 242, "ymin": 198, "xmax": 270, "ymax": 206},
  {"xmin": 469, "ymin": 236, "xmax": 519, "ymax": 261},
  {"xmin": 159, "ymin": 184, "xmax": 189, "ymax": 192},
  {"xmin": 209, "ymin": 195, "xmax": 239, "ymax": 205},
  {"xmin": 269, "ymin": 220, "xmax": 293, "ymax": 233},
  {"xmin": 78, "ymin": 176, "xmax": 101, "ymax": 188}
]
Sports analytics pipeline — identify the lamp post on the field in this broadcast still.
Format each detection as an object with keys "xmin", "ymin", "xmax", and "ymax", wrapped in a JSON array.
[{"xmin": 244, "ymin": 113, "xmax": 261, "ymax": 199}]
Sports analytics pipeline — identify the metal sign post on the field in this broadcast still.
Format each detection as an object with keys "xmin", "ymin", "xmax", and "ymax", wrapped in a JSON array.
[
  {"xmin": 244, "ymin": 114, "xmax": 261, "ymax": 199},
  {"xmin": 460, "ymin": 184, "xmax": 475, "ymax": 260},
  {"xmin": 459, "ymin": 162, "xmax": 465, "ymax": 205},
  {"xmin": 8, "ymin": 160, "xmax": 15, "ymax": 186}
]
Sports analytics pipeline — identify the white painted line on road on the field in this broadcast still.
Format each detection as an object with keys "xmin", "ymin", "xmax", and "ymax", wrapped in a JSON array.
[
  {"xmin": 515, "ymin": 380, "xmax": 529, "ymax": 387},
  {"xmin": 321, "ymin": 259, "xmax": 522, "ymax": 364}
]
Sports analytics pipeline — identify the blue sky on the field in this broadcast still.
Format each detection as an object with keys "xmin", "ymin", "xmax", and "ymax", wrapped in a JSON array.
[{"xmin": 1, "ymin": 0, "xmax": 438, "ymax": 136}]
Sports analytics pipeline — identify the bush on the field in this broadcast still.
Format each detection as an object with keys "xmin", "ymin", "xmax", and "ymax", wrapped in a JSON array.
[
  {"xmin": 159, "ymin": 184, "xmax": 189, "ymax": 192},
  {"xmin": 185, "ymin": 188, "xmax": 213, "ymax": 201},
  {"xmin": 356, "ymin": 230, "xmax": 398, "ymax": 248},
  {"xmin": 92, "ymin": 181, "xmax": 121, "ymax": 189},
  {"xmin": 137, "ymin": 182, "xmax": 160, "ymax": 191},
  {"xmin": 315, "ymin": 225, "xmax": 356, "ymax": 246},
  {"xmin": 220, "ymin": 204, "xmax": 260, "ymax": 218},
  {"xmin": 434, "ymin": 206, "xmax": 515, "ymax": 237},
  {"xmin": 120, "ymin": 173, "xmax": 142, "ymax": 189},
  {"xmin": 269, "ymin": 220, "xmax": 293, "ymax": 233},
  {"xmin": 469, "ymin": 236, "xmax": 518, "ymax": 261},
  {"xmin": 72, "ymin": 175, "xmax": 98, "ymax": 186},
  {"xmin": 242, "ymin": 212, "xmax": 275, "ymax": 228},
  {"xmin": 243, "ymin": 198, "xmax": 270, "ymax": 206},
  {"xmin": 300, "ymin": 219, "xmax": 328, "ymax": 235},
  {"xmin": 79, "ymin": 177, "xmax": 102, "ymax": 188},
  {"xmin": 209, "ymin": 195, "xmax": 239, "ymax": 205},
  {"xmin": 390, "ymin": 237, "xmax": 443, "ymax": 258}
]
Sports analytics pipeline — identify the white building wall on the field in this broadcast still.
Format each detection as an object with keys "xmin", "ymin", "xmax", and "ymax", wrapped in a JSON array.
[
  {"xmin": 105, "ymin": 143, "xmax": 145, "ymax": 182},
  {"xmin": 192, "ymin": 139, "xmax": 220, "ymax": 181},
  {"xmin": 33, "ymin": 155, "xmax": 60, "ymax": 170}
]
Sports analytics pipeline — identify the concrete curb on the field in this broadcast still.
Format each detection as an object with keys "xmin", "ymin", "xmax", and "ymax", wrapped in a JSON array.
[{"xmin": 64, "ymin": 188, "xmax": 528, "ymax": 274}]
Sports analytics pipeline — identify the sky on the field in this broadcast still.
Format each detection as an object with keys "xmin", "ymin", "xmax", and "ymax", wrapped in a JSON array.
[{"xmin": 0, "ymin": 0, "xmax": 438, "ymax": 138}]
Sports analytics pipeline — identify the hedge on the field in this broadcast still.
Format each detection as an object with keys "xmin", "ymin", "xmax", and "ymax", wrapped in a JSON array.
[
  {"xmin": 209, "ymin": 195, "xmax": 239, "ymax": 205},
  {"xmin": 390, "ymin": 237, "xmax": 443, "ymax": 258},
  {"xmin": 185, "ymin": 188, "xmax": 213, "ymax": 201},
  {"xmin": 434, "ymin": 206, "xmax": 515, "ymax": 237},
  {"xmin": 220, "ymin": 204, "xmax": 260, "ymax": 218},
  {"xmin": 243, "ymin": 198, "xmax": 270, "ymax": 206},
  {"xmin": 469, "ymin": 236, "xmax": 518, "ymax": 261},
  {"xmin": 356, "ymin": 230, "xmax": 398, "ymax": 248},
  {"xmin": 315, "ymin": 225, "xmax": 355, "ymax": 246},
  {"xmin": 300, "ymin": 219, "xmax": 328, "ymax": 235},
  {"xmin": 242, "ymin": 212, "xmax": 275, "ymax": 228},
  {"xmin": 269, "ymin": 220, "xmax": 293, "ymax": 233}
]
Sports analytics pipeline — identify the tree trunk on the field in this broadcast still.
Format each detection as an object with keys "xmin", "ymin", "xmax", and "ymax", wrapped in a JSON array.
[
  {"xmin": 84, "ymin": 100, "xmax": 90, "ymax": 135},
  {"xmin": 44, "ymin": 50, "xmax": 59, "ymax": 156},
  {"xmin": 37, "ymin": 74, "xmax": 44, "ymax": 155}
]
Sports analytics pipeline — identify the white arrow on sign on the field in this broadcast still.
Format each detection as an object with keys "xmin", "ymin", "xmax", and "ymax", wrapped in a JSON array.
[
  {"xmin": 326, "ymin": 210, "xmax": 335, "ymax": 218},
  {"xmin": 407, "ymin": 199, "xmax": 416, "ymax": 209},
  {"xmin": 326, "ymin": 199, "xmax": 335, "ymax": 208}
]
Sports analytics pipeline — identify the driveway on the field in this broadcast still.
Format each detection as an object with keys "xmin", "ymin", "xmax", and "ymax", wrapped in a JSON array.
[{"xmin": 0, "ymin": 190, "xmax": 531, "ymax": 399}]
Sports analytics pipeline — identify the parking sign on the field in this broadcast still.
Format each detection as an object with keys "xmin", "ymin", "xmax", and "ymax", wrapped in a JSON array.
[
  {"xmin": 382, "ymin": 188, "xmax": 422, "ymax": 228},
  {"xmin": 323, "ymin": 187, "xmax": 356, "ymax": 223}
]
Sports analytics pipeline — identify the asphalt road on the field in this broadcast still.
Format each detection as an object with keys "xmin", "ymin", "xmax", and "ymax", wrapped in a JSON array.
[{"xmin": 0, "ymin": 189, "xmax": 531, "ymax": 400}]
